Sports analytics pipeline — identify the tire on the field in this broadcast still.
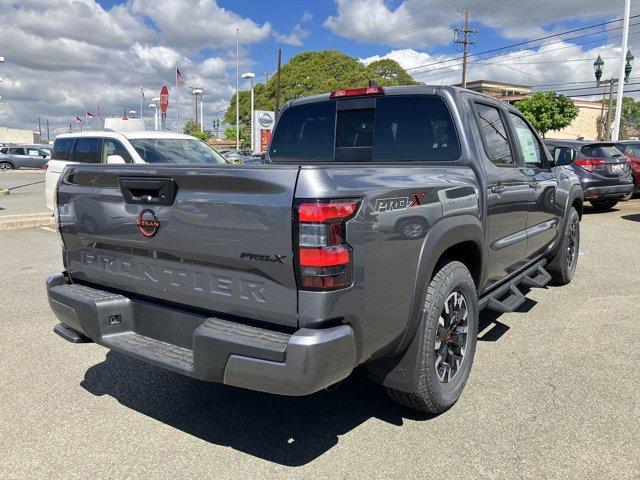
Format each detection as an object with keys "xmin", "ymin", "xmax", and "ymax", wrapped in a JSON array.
[
  {"xmin": 386, "ymin": 261, "xmax": 478, "ymax": 414},
  {"xmin": 0, "ymin": 162, "xmax": 14, "ymax": 171},
  {"xmin": 398, "ymin": 219, "xmax": 427, "ymax": 239},
  {"xmin": 589, "ymin": 199, "xmax": 618, "ymax": 210},
  {"xmin": 548, "ymin": 207, "xmax": 580, "ymax": 286}
]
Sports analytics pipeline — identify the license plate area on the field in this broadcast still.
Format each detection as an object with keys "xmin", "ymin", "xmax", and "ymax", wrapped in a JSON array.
[{"xmin": 610, "ymin": 163, "xmax": 624, "ymax": 173}]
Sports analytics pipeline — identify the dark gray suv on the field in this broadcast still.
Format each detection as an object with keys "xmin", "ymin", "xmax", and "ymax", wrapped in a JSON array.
[{"xmin": 544, "ymin": 140, "xmax": 633, "ymax": 210}]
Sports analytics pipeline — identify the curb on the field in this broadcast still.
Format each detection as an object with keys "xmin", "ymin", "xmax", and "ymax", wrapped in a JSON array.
[
  {"xmin": 0, "ymin": 213, "xmax": 55, "ymax": 231},
  {"xmin": 0, "ymin": 169, "xmax": 46, "ymax": 175},
  {"xmin": 0, "ymin": 187, "xmax": 8, "ymax": 197}
]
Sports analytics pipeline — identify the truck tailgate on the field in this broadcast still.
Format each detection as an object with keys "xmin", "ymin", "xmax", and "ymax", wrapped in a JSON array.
[{"xmin": 57, "ymin": 165, "xmax": 300, "ymax": 328}]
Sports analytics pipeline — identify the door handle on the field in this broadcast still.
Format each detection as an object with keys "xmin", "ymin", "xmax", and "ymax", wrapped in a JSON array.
[
  {"xmin": 491, "ymin": 185, "xmax": 506, "ymax": 194},
  {"xmin": 118, "ymin": 177, "xmax": 177, "ymax": 206}
]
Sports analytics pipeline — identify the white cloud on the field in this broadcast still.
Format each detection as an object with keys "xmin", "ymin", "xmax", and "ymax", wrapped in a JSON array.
[
  {"xmin": 0, "ymin": 0, "xmax": 263, "ymax": 132},
  {"xmin": 274, "ymin": 24, "xmax": 310, "ymax": 47},
  {"xmin": 302, "ymin": 11, "xmax": 314, "ymax": 23},
  {"xmin": 325, "ymin": 0, "xmax": 640, "ymax": 46}
]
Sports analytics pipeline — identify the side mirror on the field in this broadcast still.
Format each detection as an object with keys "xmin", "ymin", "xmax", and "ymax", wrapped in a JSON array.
[{"xmin": 106, "ymin": 154, "xmax": 126, "ymax": 164}]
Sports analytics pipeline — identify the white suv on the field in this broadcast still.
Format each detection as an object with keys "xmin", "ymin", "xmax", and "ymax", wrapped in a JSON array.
[{"xmin": 45, "ymin": 130, "xmax": 227, "ymax": 210}]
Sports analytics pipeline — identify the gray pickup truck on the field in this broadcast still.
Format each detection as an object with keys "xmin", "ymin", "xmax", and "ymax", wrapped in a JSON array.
[{"xmin": 47, "ymin": 85, "xmax": 583, "ymax": 414}]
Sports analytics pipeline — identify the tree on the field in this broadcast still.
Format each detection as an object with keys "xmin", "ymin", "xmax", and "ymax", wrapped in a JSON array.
[
  {"xmin": 609, "ymin": 96, "xmax": 640, "ymax": 139},
  {"xmin": 515, "ymin": 92, "xmax": 579, "ymax": 138},
  {"xmin": 366, "ymin": 59, "xmax": 416, "ymax": 85},
  {"xmin": 183, "ymin": 120, "xmax": 210, "ymax": 141},
  {"xmin": 223, "ymin": 50, "xmax": 417, "ymax": 130},
  {"xmin": 224, "ymin": 125, "xmax": 250, "ymax": 148}
]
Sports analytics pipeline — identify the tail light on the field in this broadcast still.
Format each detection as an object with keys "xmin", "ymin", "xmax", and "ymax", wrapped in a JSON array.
[
  {"xmin": 574, "ymin": 158, "xmax": 605, "ymax": 172},
  {"xmin": 330, "ymin": 86, "xmax": 384, "ymax": 99},
  {"xmin": 295, "ymin": 199, "xmax": 360, "ymax": 290}
]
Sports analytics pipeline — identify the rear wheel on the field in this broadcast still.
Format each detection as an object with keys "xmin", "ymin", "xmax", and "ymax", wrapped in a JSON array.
[
  {"xmin": 548, "ymin": 207, "xmax": 580, "ymax": 286},
  {"xmin": 589, "ymin": 199, "xmax": 618, "ymax": 210},
  {"xmin": 0, "ymin": 162, "xmax": 13, "ymax": 171},
  {"xmin": 386, "ymin": 261, "xmax": 478, "ymax": 414}
]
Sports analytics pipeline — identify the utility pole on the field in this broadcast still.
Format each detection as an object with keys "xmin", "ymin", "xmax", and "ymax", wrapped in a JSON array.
[
  {"xmin": 236, "ymin": 28, "xmax": 240, "ymax": 150},
  {"xmin": 262, "ymin": 71, "xmax": 270, "ymax": 83},
  {"xmin": 612, "ymin": 0, "xmax": 631, "ymax": 141},
  {"xmin": 454, "ymin": 10, "xmax": 477, "ymax": 88},
  {"xmin": 275, "ymin": 49, "xmax": 282, "ymax": 117},
  {"xmin": 37, "ymin": 117, "xmax": 42, "ymax": 140},
  {"xmin": 46, "ymin": 119, "xmax": 50, "ymax": 143}
]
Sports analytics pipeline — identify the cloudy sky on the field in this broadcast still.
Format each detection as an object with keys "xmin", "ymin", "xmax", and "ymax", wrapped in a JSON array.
[{"xmin": 0, "ymin": 0, "xmax": 639, "ymax": 135}]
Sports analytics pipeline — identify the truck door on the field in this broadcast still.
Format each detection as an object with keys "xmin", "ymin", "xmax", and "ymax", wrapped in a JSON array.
[
  {"xmin": 472, "ymin": 102, "xmax": 530, "ymax": 288},
  {"xmin": 507, "ymin": 112, "xmax": 560, "ymax": 260}
]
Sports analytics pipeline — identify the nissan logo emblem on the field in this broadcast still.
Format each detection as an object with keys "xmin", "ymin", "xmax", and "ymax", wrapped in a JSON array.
[{"xmin": 136, "ymin": 209, "xmax": 160, "ymax": 237}]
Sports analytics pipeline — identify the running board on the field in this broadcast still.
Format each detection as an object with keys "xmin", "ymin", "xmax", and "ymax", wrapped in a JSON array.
[
  {"xmin": 521, "ymin": 265, "xmax": 551, "ymax": 288},
  {"xmin": 486, "ymin": 284, "xmax": 525, "ymax": 313},
  {"xmin": 479, "ymin": 261, "xmax": 550, "ymax": 313}
]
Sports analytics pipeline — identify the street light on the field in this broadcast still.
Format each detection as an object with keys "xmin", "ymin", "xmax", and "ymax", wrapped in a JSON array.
[
  {"xmin": 241, "ymin": 72, "xmax": 256, "ymax": 153},
  {"xmin": 624, "ymin": 49, "xmax": 635, "ymax": 83},
  {"xmin": 152, "ymin": 97, "xmax": 160, "ymax": 131},
  {"xmin": 594, "ymin": 55, "xmax": 604, "ymax": 85},
  {"xmin": 149, "ymin": 103, "xmax": 158, "ymax": 131},
  {"xmin": 191, "ymin": 87, "xmax": 204, "ymax": 132}
]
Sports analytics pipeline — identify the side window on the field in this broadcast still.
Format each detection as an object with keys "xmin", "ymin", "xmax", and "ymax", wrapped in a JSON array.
[
  {"xmin": 474, "ymin": 103, "xmax": 515, "ymax": 167},
  {"xmin": 0, "ymin": 148, "xmax": 7, "ymax": 154},
  {"xmin": 8, "ymin": 147, "xmax": 25, "ymax": 155},
  {"xmin": 74, "ymin": 138, "xmax": 103, "ymax": 163},
  {"xmin": 103, "ymin": 139, "xmax": 132, "ymax": 163},
  {"xmin": 553, "ymin": 147, "xmax": 575, "ymax": 166},
  {"xmin": 509, "ymin": 113, "xmax": 545, "ymax": 169},
  {"xmin": 27, "ymin": 148, "xmax": 40, "ymax": 156},
  {"xmin": 52, "ymin": 139, "xmax": 74, "ymax": 160}
]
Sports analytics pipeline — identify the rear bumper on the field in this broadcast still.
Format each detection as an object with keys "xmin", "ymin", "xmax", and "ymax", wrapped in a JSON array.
[
  {"xmin": 46, "ymin": 273, "xmax": 357, "ymax": 396},
  {"xmin": 582, "ymin": 183, "xmax": 633, "ymax": 200}
]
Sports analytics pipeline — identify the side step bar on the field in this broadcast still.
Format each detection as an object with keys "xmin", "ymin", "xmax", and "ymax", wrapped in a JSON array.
[{"xmin": 480, "ymin": 261, "xmax": 551, "ymax": 313}]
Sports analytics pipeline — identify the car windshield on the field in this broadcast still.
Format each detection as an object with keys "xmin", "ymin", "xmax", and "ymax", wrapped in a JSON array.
[
  {"xmin": 580, "ymin": 144, "xmax": 623, "ymax": 159},
  {"xmin": 129, "ymin": 138, "xmax": 227, "ymax": 164}
]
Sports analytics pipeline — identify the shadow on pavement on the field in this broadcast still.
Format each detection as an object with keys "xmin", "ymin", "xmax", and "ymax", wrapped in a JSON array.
[
  {"xmin": 81, "ymin": 351, "xmax": 431, "ymax": 466},
  {"xmin": 621, "ymin": 214, "xmax": 640, "ymax": 223}
]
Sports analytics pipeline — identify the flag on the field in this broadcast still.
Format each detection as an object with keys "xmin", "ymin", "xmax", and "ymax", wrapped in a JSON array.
[
  {"xmin": 75, "ymin": 116, "xmax": 82, "ymax": 123},
  {"xmin": 140, "ymin": 84, "xmax": 145, "ymax": 100},
  {"xmin": 97, "ymin": 105, "xmax": 101, "ymax": 118},
  {"xmin": 86, "ymin": 110, "xmax": 94, "ymax": 120},
  {"xmin": 177, "ymin": 67, "xmax": 186, "ymax": 85}
]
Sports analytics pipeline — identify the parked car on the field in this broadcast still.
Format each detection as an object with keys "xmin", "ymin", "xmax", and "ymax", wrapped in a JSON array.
[
  {"xmin": 614, "ymin": 140, "xmax": 640, "ymax": 196},
  {"xmin": 0, "ymin": 144, "xmax": 50, "ymax": 170},
  {"xmin": 222, "ymin": 149, "xmax": 254, "ymax": 164},
  {"xmin": 45, "ymin": 130, "xmax": 227, "ymax": 210},
  {"xmin": 47, "ymin": 85, "xmax": 582, "ymax": 414},
  {"xmin": 544, "ymin": 139, "xmax": 633, "ymax": 210}
]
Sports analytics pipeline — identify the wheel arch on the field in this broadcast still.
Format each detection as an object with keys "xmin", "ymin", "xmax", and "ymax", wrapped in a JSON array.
[{"xmin": 366, "ymin": 214, "xmax": 483, "ymax": 392}]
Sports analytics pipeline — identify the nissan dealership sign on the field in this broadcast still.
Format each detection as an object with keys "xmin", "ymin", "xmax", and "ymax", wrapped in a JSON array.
[{"xmin": 253, "ymin": 110, "xmax": 275, "ymax": 154}]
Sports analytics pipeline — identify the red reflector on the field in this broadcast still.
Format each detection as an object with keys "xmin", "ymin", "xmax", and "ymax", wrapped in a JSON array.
[
  {"xmin": 298, "ymin": 200, "xmax": 359, "ymax": 223},
  {"xmin": 330, "ymin": 86, "xmax": 384, "ymax": 99},
  {"xmin": 574, "ymin": 158, "xmax": 605, "ymax": 172},
  {"xmin": 299, "ymin": 246, "xmax": 350, "ymax": 267}
]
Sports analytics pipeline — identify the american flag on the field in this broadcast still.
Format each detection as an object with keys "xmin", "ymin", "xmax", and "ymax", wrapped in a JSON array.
[
  {"xmin": 86, "ymin": 110, "xmax": 95, "ymax": 120},
  {"xmin": 177, "ymin": 67, "xmax": 186, "ymax": 85},
  {"xmin": 75, "ymin": 115, "xmax": 82, "ymax": 123},
  {"xmin": 140, "ymin": 83, "xmax": 145, "ymax": 99}
]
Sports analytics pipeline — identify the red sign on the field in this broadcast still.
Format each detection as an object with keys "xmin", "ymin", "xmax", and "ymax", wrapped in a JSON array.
[
  {"xmin": 160, "ymin": 85, "xmax": 169, "ymax": 113},
  {"xmin": 260, "ymin": 129, "xmax": 272, "ymax": 153}
]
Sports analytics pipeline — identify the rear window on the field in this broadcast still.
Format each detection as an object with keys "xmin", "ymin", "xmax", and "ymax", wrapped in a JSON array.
[
  {"xmin": 269, "ymin": 95, "xmax": 460, "ymax": 163},
  {"xmin": 52, "ymin": 138, "xmax": 75, "ymax": 160},
  {"xmin": 580, "ymin": 144, "xmax": 623, "ymax": 159}
]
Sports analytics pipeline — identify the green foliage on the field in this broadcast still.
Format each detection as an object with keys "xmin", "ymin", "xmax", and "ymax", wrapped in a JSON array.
[
  {"xmin": 366, "ymin": 59, "xmax": 416, "ymax": 86},
  {"xmin": 515, "ymin": 92, "xmax": 580, "ymax": 138},
  {"xmin": 223, "ymin": 50, "xmax": 417, "ymax": 130},
  {"xmin": 224, "ymin": 125, "xmax": 250, "ymax": 148},
  {"xmin": 609, "ymin": 96, "xmax": 640, "ymax": 139},
  {"xmin": 183, "ymin": 120, "xmax": 210, "ymax": 141}
]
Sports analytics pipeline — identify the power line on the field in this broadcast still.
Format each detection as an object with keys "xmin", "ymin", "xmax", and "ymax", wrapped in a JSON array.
[
  {"xmin": 412, "ymin": 26, "xmax": 640, "ymax": 80},
  {"xmin": 406, "ymin": 15, "xmax": 640, "ymax": 73},
  {"xmin": 454, "ymin": 9, "xmax": 478, "ymax": 88}
]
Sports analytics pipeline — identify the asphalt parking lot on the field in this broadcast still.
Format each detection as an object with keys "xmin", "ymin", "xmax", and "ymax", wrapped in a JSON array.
[
  {"xmin": 0, "ymin": 170, "xmax": 48, "ymax": 216},
  {"xmin": 1, "ymin": 200, "xmax": 639, "ymax": 479}
]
